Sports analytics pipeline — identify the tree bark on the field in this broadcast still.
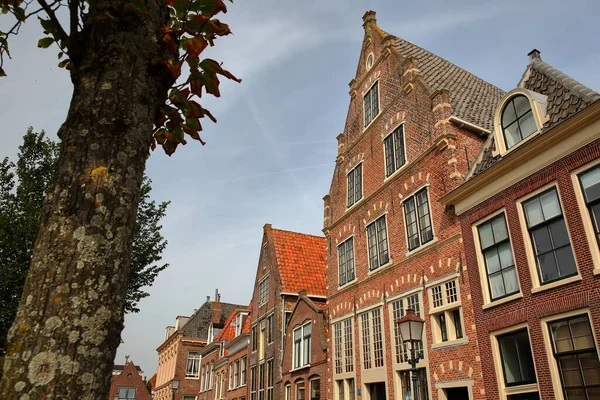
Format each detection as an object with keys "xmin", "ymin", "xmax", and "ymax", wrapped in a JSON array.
[{"xmin": 0, "ymin": 0, "xmax": 175, "ymax": 398}]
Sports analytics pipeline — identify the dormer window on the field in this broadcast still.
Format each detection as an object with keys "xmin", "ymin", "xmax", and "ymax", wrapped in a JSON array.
[{"xmin": 501, "ymin": 95, "xmax": 537, "ymax": 149}]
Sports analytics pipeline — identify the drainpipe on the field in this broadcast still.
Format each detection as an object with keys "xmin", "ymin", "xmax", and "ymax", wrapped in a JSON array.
[{"xmin": 280, "ymin": 293, "xmax": 285, "ymax": 382}]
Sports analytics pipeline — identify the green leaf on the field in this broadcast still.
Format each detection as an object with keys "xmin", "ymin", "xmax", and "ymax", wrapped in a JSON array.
[
  {"xmin": 13, "ymin": 6, "xmax": 25, "ymax": 21},
  {"xmin": 37, "ymin": 37, "xmax": 54, "ymax": 49},
  {"xmin": 130, "ymin": 0, "xmax": 148, "ymax": 13},
  {"xmin": 38, "ymin": 17, "xmax": 55, "ymax": 34},
  {"xmin": 58, "ymin": 52, "xmax": 64, "ymax": 60}
]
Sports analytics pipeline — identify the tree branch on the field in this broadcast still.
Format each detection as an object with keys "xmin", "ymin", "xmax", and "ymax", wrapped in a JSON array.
[
  {"xmin": 68, "ymin": 0, "xmax": 78, "ymax": 38},
  {"xmin": 37, "ymin": 0, "xmax": 69, "ymax": 47}
]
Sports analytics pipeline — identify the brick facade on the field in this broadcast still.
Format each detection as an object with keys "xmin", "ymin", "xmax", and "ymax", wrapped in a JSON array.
[
  {"xmin": 108, "ymin": 362, "xmax": 151, "ymax": 400},
  {"xmin": 322, "ymin": 11, "xmax": 502, "ymax": 400}
]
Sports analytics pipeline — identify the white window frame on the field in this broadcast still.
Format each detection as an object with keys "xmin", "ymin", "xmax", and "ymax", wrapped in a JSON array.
[
  {"xmin": 363, "ymin": 80, "xmax": 380, "ymax": 129},
  {"xmin": 516, "ymin": 182, "xmax": 581, "ymax": 293},
  {"xmin": 402, "ymin": 186, "xmax": 435, "ymax": 254},
  {"xmin": 240, "ymin": 356, "xmax": 247, "ymax": 386},
  {"xmin": 490, "ymin": 323, "xmax": 539, "ymax": 400},
  {"xmin": 382, "ymin": 124, "xmax": 407, "ymax": 179},
  {"xmin": 428, "ymin": 277, "xmax": 466, "ymax": 347},
  {"xmin": 259, "ymin": 275, "xmax": 269, "ymax": 306},
  {"xmin": 347, "ymin": 162, "xmax": 363, "ymax": 208},
  {"xmin": 333, "ymin": 317, "xmax": 354, "ymax": 378},
  {"xmin": 337, "ymin": 236, "xmax": 356, "ymax": 287},
  {"xmin": 389, "ymin": 290, "xmax": 427, "ymax": 368},
  {"xmin": 118, "ymin": 387, "xmax": 136, "ymax": 400},
  {"xmin": 358, "ymin": 307, "xmax": 385, "ymax": 371},
  {"xmin": 292, "ymin": 320, "xmax": 312, "ymax": 369},
  {"xmin": 472, "ymin": 209, "xmax": 523, "ymax": 308},
  {"xmin": 185, "ymin": 351, "xmax": 201, "ymax": 378},
  {"xmin": 366, "ymin": 214, "xmax": 391, "ymax": 272}
]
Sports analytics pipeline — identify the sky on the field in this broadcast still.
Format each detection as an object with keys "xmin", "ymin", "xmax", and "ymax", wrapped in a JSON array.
[{"xmin": 1, "ymin": 0, "xmax": 599, "ymax": 378}]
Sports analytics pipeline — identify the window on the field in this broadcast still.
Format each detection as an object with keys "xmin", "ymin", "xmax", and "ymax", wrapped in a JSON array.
[
  {"xmin": 186, "ymin": 351, "xmax": 201, "ymax": 378},
  {"xmin": 252, "ymin": 325, "xmax": 258, "ymax": 352},
  {"xmin": 429, "ymin": 279, "xmax": 464, "ymax": 344},
  {"xmin": 523, "ymin": 188, "xmax": 576, "ymax": 284},
  {"xmin": 364, "ymin": 82, "xmax": 379, "ymax": 127},
  {"xmin": 267, "ymin": 314, "xmax": 274, "ymax": 343},
  {"xmin": 262, "ymin": 243, "xmax": 268, "ymax": 269},
  {"xmin": 285, "ymin": 383, "xmax": 291, "ymax": 400},
  {"xmin": 183, "ymin": 396, "xmax": 197, "ymax": 400},
  {"xmin": 259, "ymin": 276, "xmax": 269, "ymax": 305},
  {"xmin": 366, "ymin": 215, "xmax": 389, "ymax": 270},
  {"xmin": 477, "ymin": 213, "xmax": 519, "ymax": 301},
  {"xmin": 338, "ymin": 237, "xmax": 355, "ymax": 287},
  {"xmin": 250, "ymin": 366, "xmax": 256, "ymax": 400},
  {"xmin": 259, "ymin": 319, "xmax": 266, "ymax": 360},
  {"xmin": 200, "ymin": 365, "xmax": 205, "ymax": 391},
  {"xmin": 579, "ymin": 165, "xmax": 600, "ymax": 248},
  {"xmin": 384, "ymin": 125, "xmax": 406, "ymax": 177},
  {"xmin": 234, "ymin": 360, "xmax": 239, "ymax": 388},
  {"xmin": 347, "ymin": 163, "xmax": 363, "ymax": 207},
  {"xmin": 392, "ymin": 293, "xmax": 423, "ymax": 364},
  {"xmin": 310, "ymin": 377, "xmax": 321, "ymax": 400},
  {"xmin": 297, "ymin": 379, "xmax": 306, "ymax": 400},
  {"xmin": 501, "ymin": 95, "xmax": 537, "ymax": 149},
  {"xmin": 210, "ymin": 362, "xmax": 214, "ymax": 388},
  {"xmin": 240, "ymin": 356, "xmax": 247, "ymax": 386},
  {"xmin": 549, "ymin": 315, "xmax": 600, "ymax": 399},
  {"xmin": 293, "ymin": 321, "xmax": 312, "ymax": 368},
  {"xmin": 229, "ymin": 364, "xmax": 233, "ymax": 390},
  {"xmin": 236, "ymin": 312, "xmax": 248, "ymax": 337},
  {"xmin": 498, "ymin": 330, "xmax": 537, "ymax": 388},
  {"xmin": 366, "ymin": 53, "xmax": 374, "ymax": 70},
  {"xmin": 360, "ymin": 308, "xmax": 384, "ymax": 369},
  {"xmin": 333, "ymin": 318, "xmax": 354, "ymax": 375},
  {"xmin": 336, "ymin": 378, "xmax": 356, "ymax": 400},
  {"xmin": 400, "ymin": 368, "xmax": 429, "ymax": 400},
  {"xmin": 404, "ymin": 188, "xmax": 433, "ymax": 251},
  {"xmin": 118, "ymin": 387, "xmax": 136, "ymax": 400},
  {"xmin": 259, "ymin": 363, "xmax": 265, "ymax": 400},
  {"xmin": 266, "ymin": 359, "xmax": 274, "ymax": 400}
]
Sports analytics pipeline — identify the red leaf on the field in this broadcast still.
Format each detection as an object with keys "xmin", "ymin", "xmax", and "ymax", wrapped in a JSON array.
[{"xmin": 185, "ymin": 36, "xmax": 208, "ymax": 59}]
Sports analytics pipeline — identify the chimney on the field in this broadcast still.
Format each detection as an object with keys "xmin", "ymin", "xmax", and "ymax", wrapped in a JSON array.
[
  {"xmin": 212, "ymin": 288, "xmax": 221, "ymax": 324},
  {"xmin": 362, "ymin": 10, "xmax": 377, "ymax": 28},
  {"xmin": 206, "ymin": 295, "xmax": 210, "ymax": 302},
  {"xmin": 214, "ymin": 288, "xmax": 219, "ymax": 302},
  {"xmin": 528, "ymin": 49, "xmax": 541, "ymax": 62}
]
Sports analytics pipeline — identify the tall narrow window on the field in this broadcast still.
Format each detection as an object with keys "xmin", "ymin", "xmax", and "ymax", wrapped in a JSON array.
[
  {"xmin": 334, "ymin": 322, "xmax": 343, "ymax": 374},
  {"xmin": 384, "ymin": 125, "xmax": 406, "ymax": 177},
  {"xmin": 477, "ymin": 213, "xmax": 519, "ymax": 300},
  {"xmin": 266, "ymin": 359, "xmax": 274, "ymax": 400},
  {"xmin": 186, "ymin": 351, "xmax": 201, "ymax": 378},
  {"xmin": 251, "ymin": 325, "xmax": 258, "ymax": 352},
  {"xmin": 296, "ymin": 380, "xmax": 306, "ymax": 400},
  {"xmin": 364, "ymin": 82, "xmax": 379, "ymax": 127},
  {"xmin": 262, "ymin": 243, "xmax": 268, "ymax": 269},
  {"xmin": 523, "ymin": 188, "xmax": 576, "ymax": 284},
  {"xmin": 267, "ymin": 314, "xmax": 274, "ymax": 343},
  {"xmin": 366, "ymin": 215, "xmax": 389, "ymax": 270},
  {"xmin": 579, "ymin": 166, "xmax": 600, "ymax": 248},
  {"xmin": 429, "ymin": 279, "xmax": 464, "ymax": 344},
  {"xmin": 498, "ymin": 330, "xmax": 537, "ymax": 387},
  {"xmin": 404, "ymin": 188, "xmax": 433, "ymax": 251},
  {"xmin": 234, "ymin": 360, "xmax": 239, "ymax": 388},
  {"xmin": 258, "ymin": 363, "xmax": 265, "ymax": 400},
  {"xmin": 250, "ymin": 367, "xmax": 256, "ymax": 400},
  {"xmin": 338, "ymin": 237, "xmax": 355, "ymax": 286},
  {"xmin": 347, "ymin": 163, "xmax": 363, "ymax": 207},
  {"xmin": 549, "ymin": 315, "xmax": 600, "ymax": 399},
  {"xmin": 293, "ymin": 321, "xmax": 312, "ymax": 369},
  {"xmin": 360, "ymin": 312, "xmax": 372, "ymax": 370},
  {"xmin": 344, "ymin": 319, "xmax": 354, "ymax": 373},
  {"xmin": 310, "ymin": 377, "xmax": 321, "ymax": 400},
  {"xmin": 501, "ymin": 95, "xmax": 537, "ymax": 149},
  {"xmin": 392, "ymin": 293, "xmax": 423, "ymax": 364},
  {"xmin": 241, "ymin": 357, "xmax": 247, "ymax": 386},
  {"xmin": 360, "ymin": 308, "xmax": 384, "ymax": 369},
  {"xmin": 259, "ymin": 276, "xmax": 269, "ymax": 305}
]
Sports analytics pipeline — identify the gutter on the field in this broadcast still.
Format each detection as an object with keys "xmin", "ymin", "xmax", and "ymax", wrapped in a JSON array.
[{"xmin": 448, "ymin": 115, "xmax": 490, "ymax": 136}]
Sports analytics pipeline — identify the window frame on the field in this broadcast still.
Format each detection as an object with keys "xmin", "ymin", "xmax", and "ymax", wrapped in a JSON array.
[
  {"xmin": 517, "ymin": 183, "xmax": 581, "ymax": 292},
  {"xmin": 310, "ymin": 376, "xmax": 321, "ymax": 400},
  {"xmin": 428, "ymin": 278, "xmax": 466, "ymax": 347},
  {"xmin": 473, "ymin": 209, "xmax": 522, "ymax": 307},
  {"xmin": 358, "ymin": 307, "xmax": 385, "ymax": 370},
  {"xmin": 347, "ymin": 162, "xmax": 363, "ymax": 208},
  {"xmin": 501, "ymin": 95, "xmax": 538, "ymax": 150},
  {"xmin": 403, "ymin": 186, "xmax": 434, "ymax": 253},
  {"xmin": 258, "ymin": 275, "xmax": 269, "ymax": 306},
  {"xmin": 118, "ymin": 387, "xmax": 137, "ymax": 400},
  {"xmin": 366, "ymin": 214, "xmax": 390, "ymax": 271},
  {"xmin": 383, "ymin": 124, "xmax": 407, "ymax": 178},
  {"xmin": 389, "ymin": 290, "xmax": 427, "ymax": 368},
  {"xmin": 332, "ymin": 317, "xmax": 354, "ymax": 377},
  {"xmin": 337, "ymin": 236, "xmax": 356, "ymax": 287},
  {"xmin": 292, "ymin": 320, "xmax": 313, "ymax": 369},
  {"xmin": 572, "ymin": 159, "xmax": 600, "ymax": 273},
  {"xmin": 240, "ymin": 356, "xmax": 247, "ymax": 386},
  {"xmin": 296, "ymin": 379, "xmax": 306, "ymax": 400},
  {"xmin": 363, "ymin": 80, "xmax": 380, "ymax": 128},
  {"xmin": 185, "ymin": 351, "xmax": 201, "ymax": 378},
  {"xmin": 267, "ymin": 313, "xmax": 275, "ymax": 344}
]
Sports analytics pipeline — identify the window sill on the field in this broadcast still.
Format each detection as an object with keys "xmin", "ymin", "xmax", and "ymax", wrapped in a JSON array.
[
  {"xmin": 338, "ymin": 279, "xmax": 358, "ymax": 291},
  {"xmin": 363, "ymin": 111, "xmax": 382, "ymax": 133},
  {"xmin": 367, "ymin": 260, "xmax": 393, "ymax": 276},
  {"xmin": 431, "ymin": 337, "xmax": 468, "ymax": 350},
  {"xmin": 185, "ymin": 376, "xmax": 200, "ymax": 379},
  {"xmin": 531, "ymin": 274, "xmax": 582, "ymax": 294},
  {"xmin": 430, "ymin": 302, "xmax": 461, "ymax": 314},
  {"xmin": 346, "ymin": 197, "xmax": 364, "ymax": 213},
  {"xmin": 504, "ymin": 383, "xmax": 539, "ymax": 396},
  {"xmin": 383, "ymin": 162, "xmax": 409, "ymax": 184},
  {"xmin": 594, "ymin": 268, "xmax": 600, "ymax": 276},
  {"xmin": 405, "ymin": 238, "xmax": 438, "ymax": 258},
  {"xmin": 482, "ymin": 292, "xmax": 523, "ymax": 310},
  {"xmin": 290, "ymin": 364, "xmax": 311, "ymax": 373}
]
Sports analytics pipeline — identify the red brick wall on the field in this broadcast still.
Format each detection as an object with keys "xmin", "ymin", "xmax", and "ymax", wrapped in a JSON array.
[
  {"xmin": 199, "ymin": 347, "xmax": 220, "ymax": 400},
  {"xmin": 227, "ymin": 341, "xmax": 250, "ymax": 400},
  {"xmin": 323, "ymin": 17, "xmax": 487, "ymax": 400},
  {"xmin": 108, "ymin": 363, "xmax": 151, "ymax": 400},
  {"xmin": 458, "ymin": 138, "xmax": 600, "ymax": 400},
  {"xmin": 282, "ymin": 299, "xmax": 328, "ymax": 400}
]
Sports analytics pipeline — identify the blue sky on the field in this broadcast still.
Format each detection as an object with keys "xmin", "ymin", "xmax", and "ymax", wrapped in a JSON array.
[{"xmin": 1, "ymin": 0, "xmax": 599, "ymax": 377}]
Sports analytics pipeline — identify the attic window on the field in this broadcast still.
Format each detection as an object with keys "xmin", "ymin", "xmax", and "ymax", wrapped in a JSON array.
[
  {"xmin": 501, "ymin": 95, "xmax": 537, "ymax": 149},
  {"xmin": 366, "ymin": 53, "xmax": 374, "ymax": 70}
]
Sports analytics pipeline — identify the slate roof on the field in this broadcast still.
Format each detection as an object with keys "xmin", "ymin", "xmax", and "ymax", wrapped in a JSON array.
[
  {"xmin": 271, "ymin": 228, "xmax": 327, "ymax": 297},
  {"xmin": 181, "ymin": 300, "xmax": 246, "ymax": 339},
  {"xmin": 469, "ymin": 54, "xmax": 600, "ymax": 178},
  {"xmin": 391, "ymin": 36, "xmax": 505, "ymax": 131}
]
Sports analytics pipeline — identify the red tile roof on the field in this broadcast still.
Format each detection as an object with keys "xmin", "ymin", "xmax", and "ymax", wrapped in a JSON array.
[
  {"xmin": 215, "ymin": 309, "xmax": 239, "ymax": 342},
  {"xmin": 271, "ymin": 228, "xmax": 326, "ymax": 296}
]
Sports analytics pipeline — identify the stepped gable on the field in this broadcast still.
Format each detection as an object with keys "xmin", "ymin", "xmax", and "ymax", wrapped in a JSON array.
[
  {"xmin": 271, "ymin": 228, "xmax": 326, "ymax": 297},
  {"xmin": 470, "ymin": 51, "xmax": 600, "ymax": 178}
]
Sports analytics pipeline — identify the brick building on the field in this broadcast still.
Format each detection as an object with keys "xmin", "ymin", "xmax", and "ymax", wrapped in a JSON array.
[
  {"xmin": 248, "ymin": 224, "xmax": 326, "ymax": 400},
  {"xmin": 154, "ymin": 292, "xmax": 244, "ymax": 400},
  {"xmin": 225, "ymin": 309, "xmax": 251, "ymax": 400},
  {"xmin": 108, "ymin": 361, "xmax": 151, "ymax": 400},
  {"xmin": 322, "ymin": 11, "xmax": 504, "ymax": 400},
  {"xmin": 282, "ymin": 290, "xmax": 328, "ymax": 400},
  {"xmin": 443, "ymin": 51, "xmax": 600, "ymax": 399}
]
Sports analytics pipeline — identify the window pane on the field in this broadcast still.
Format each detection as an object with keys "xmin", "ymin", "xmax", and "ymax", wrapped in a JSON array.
[
  {"xmin": 489, "ymin": 272, "xmax": 506, "ymax": 299},
  {"xmin": 555, "ymin": 246, "xmax": 577, "ymax": 277},
  {"xmin": 538, "ymin": 252, "xmax": 559, "ymax": 282},
  {"xmin": 524, "ymin": 198, "xmax": 544, "ymax": 227},
  {"xmin": 492, "ymin": 215, "xmax": 509, "ymax": 242},
  {"xmin": 514, "ymin": 96, "xmax": 532, "ymax": 117},
  {"xmin": 580, "ymin": 352, "xmax": 600, "ymax": 385},
  {"xmin": 551, "ymin": 320, "xmax": 574, "ymax": 353},
  {"xmin": 540, "ymin": 190, "xmax": 561, "ymax": 220},
  {"xmin": 570, "ymin": 316, "xmax": 594, "ymax": 350},
  {"xmin": 367, "ymin": 223, "xmax": 378, "ymax": 269},
  {"xmin": 504, "ymin": 122, "xmax": 521, "ymax": 149},
  {"xmin": 550, "ymin": 220, "xmax": 570, "ymax": 248},
  {"xmin": 559, "ymin": 355, "xmax": 584, "ymax": 386},
  {"xmin": 502, "ymin": 101, "xmax": 517, "ymax": 127},
  {"xmin": 394, "ymin": 127, "xmax": 405, "ymax": 169},
  {"xmin": 580, "ymin": 166, "xmax": 600, "ymax": 203},
  {"xmin": 498, "ymin": 330, "xmax": 536, "ymax": 386},
  {"xmin": 347, "ymin": 170, "xmax": 354, "ymax": 206},
  {"xmin": 479, "ymin": 222, "xmax": 494, "ymax": 249},
  {"xmin": 503, "ymin": 268, "xmax": 519, "ymax": 295},
  {"xmin": 498, "ymin": 242, "xmax": 515, "ymax": 269},
  {"xmin": 519, "ymin": 111, "xmax": 537, "ymax": 139},
  {"xmin": 384, "ymin": 135, "xmax": 395, "ymax": 176},
  {"xmin": 485, "ymin": 249, "xmax": 501, "ymax": 274},
  {"xmin": 531, "ymin": 226, "xmax": 553, "ymax": 254},
  {"xmin": 355, "ymin": 164, "xmax": 362, "ymax": 201}
]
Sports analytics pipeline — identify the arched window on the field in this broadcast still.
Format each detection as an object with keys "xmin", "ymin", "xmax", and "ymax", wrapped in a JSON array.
[
  {"xmin": 309, "ymin": 376, "xmax": 321, "ymax": 400},
  {"xmin": 501, "ymin": 95, "xmax": 537, "ymax": 149},
  {"xmin": 296, "ymin": 379, "xmax": 306, "ymax": 400}
]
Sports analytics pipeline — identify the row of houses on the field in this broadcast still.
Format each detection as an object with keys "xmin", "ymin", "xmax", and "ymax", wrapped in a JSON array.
[{"xmin": 150, "ymin": 10, "xmax": 600, "ymax": 400}]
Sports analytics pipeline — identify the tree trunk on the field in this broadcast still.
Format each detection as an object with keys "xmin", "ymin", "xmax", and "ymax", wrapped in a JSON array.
[{"xmin": 0, "ymin": 1, "xmax": 175, "ymax": 398}]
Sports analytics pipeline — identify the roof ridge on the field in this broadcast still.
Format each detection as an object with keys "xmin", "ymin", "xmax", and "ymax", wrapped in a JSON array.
[
  {"xmin": 529, "ymin": 59, "xmax": 600, "ymax": 103},
  {"xmin": 271, "ymin": 227, "xmax": 325, "ymax": 240}
]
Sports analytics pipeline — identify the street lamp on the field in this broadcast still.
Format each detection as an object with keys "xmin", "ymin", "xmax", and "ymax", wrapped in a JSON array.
[
  {"xmin": 170, "ymin": 379, "xmax": 180, "ymax": 400},
  {"xmin": 396, "ymin": 308, "xmax": 425, "ymax": 400}
]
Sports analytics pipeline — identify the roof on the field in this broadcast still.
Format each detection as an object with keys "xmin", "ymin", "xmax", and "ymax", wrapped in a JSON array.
[
  {"xmin": 148, "ymin": 373, "xmax": 157, "ymax": 389},
  {"xmin": 271, "ymin": 228, "xmax": 327, "ymax": 296},
  {"xmin": 214, "ymin": 309, "xmax": 239, "ymax": 342},
  {"xmin": 113, "ymin": 364, "xmax": 142, "ymax": 373},
  {"xmin": 391, "ymin": 36, "xmax": 505, "ymax": 131},
  {"xmin": 469, "ymin": 53, "xmax": 599, "ymax": 177},
  {"xmin": 181, "ymin": 300, "xmax": 245, "ymax": 339}
]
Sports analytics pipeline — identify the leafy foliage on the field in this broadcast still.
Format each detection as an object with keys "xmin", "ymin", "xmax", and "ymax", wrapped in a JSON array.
[
  {"xmin": 0, "ymin": 0, "xmax": 240, "ymax": 154},
  {"xmin": 0, "ymin": 129, "xmax": 170, "ymax": 357}
]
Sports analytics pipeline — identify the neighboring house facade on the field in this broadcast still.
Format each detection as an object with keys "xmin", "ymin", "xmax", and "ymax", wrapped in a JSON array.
[
  {"xmin": 226, "ymin": 309, "xmax": 251, "ymax": 400},
  {"xmin": 323, "ymin": 11, "xmax": 504, "ymax": 400},
  {"xmin": 248, "ymin": 224, "xmax": 326, "ymax": 400},
  {"xmin": 154, "ymin": 291, "xmax": 244, "ymax": 400},
  {"xmin": 108, "ymin": 361, "xmax": 151, "ymax": 400},
  {"xmin": 443, "ymin": 50, "xmax": 600, "ymax": 400},
  {"xmin": 282, "ymin": 291, "xmax": 327, "ymax": 400}
]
